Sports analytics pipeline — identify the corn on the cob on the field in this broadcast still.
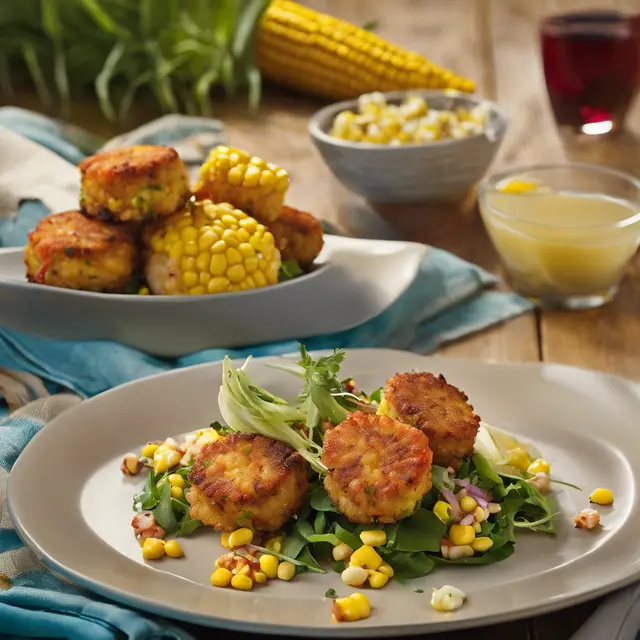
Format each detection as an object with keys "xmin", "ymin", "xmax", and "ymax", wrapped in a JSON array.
[
  {"xmin": 257, "ymin": 0, "xmax": 475, "ymax": 101},
  {"xmin": 194, "ymin": 146, "xmax": 289, "ymax": 223},
  {"xmin": 143, "ymin": 200, "xmax": 280, "ymax": 295}
]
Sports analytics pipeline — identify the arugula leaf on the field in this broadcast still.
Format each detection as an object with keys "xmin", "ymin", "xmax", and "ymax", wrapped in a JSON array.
[
  {"xmin": 314, "ymin": 510, "xmax": 326, "ymax": 535},
  {"xmin": 134, "ymin": 470, "xmax": 160, "ymax": 510},
  {"xmin": 472, "ymin": 453, "xmax": 505, "ymax": 496},
  {"xmin": 279, "ymin": 259, "xmax": 304, "ymax": 282},
  {"xmin": 295, "ymin": 519, "xmax": 315, "ymax": 540},
  {"xmin": 282, "ymin": 527, "xmax": 309, "ymax": 560},
  {"xmin": 178, "ymin": 511, "xmax": 203, "ymax": 536},
  {"xmin": 250, "ymin": 544, "xmax": 326, "ymax": 573},
  {"xmin": 154, "ymin": 481, "xmax": 178, "ymax": 533},
  {"xmin": 431, "ymin": 465, "xmax": 455, "ymax": 493},
  {"xmin": 296, "ymin": 546, "xmax": 323, "ymax": 573},
  {"xmin": 333, "ymin": 523, "xmax": 363, "ymax": 551},
  {"xmin": 393, "ymin": 509, "xmax": 447, "ymax": 553},
  {"xmin": 386, "ymin": 552, "xmax": 436, "ymax": 580},
  {"xmin": 309, "ymin": 486, "xmax": 339, "ymax": 513}
]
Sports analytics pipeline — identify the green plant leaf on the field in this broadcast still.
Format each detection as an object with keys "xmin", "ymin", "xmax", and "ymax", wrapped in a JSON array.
[
  {"xmin": 95, "ymin": 40, "xmax": 126, "ymax": 121},
  {"xmin": 393, "ymin": 509, "xmax": 447, "ymax": 553}
]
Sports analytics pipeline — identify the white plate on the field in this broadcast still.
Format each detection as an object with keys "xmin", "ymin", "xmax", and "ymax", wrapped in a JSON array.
[
  {"xmin": 8, "ymin": 350, "xmax": 640, "ymax": 637},
  {"xmin": 0, "ymin": 236, "xmax": 426, "ymax": 357}
]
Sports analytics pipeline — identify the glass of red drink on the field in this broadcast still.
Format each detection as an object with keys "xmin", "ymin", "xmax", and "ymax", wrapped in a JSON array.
[{"xmin": 541, "ymin": 8, "xmax": 640, "ymax": 135}]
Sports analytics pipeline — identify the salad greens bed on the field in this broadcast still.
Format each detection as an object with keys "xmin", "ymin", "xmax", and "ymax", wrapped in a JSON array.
[{"xmin": 132, "ymin": 345, "xmax": 575, "ymax": 580}]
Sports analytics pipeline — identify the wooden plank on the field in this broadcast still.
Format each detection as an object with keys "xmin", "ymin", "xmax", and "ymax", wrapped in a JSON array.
[{"xmin": 490, "ymin": 0, "xmax": 640, "ymax": 380}]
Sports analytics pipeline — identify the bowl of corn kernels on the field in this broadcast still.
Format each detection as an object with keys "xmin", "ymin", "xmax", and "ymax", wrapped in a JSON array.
[{"xmin": 308, "ymin": 90, "xmax": 508, "ymax": 203}]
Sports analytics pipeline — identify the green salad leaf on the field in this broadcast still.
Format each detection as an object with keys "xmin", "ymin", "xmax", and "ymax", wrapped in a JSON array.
[
  {"xmin": 386, "ymin": 552, "xmax": 436, "ymax": 580},
  {"xmin": 393, "ymin": 509, "xmax": 447, "ymax": 553},
  {"xmin": 133, "ymin": 469, "xmax": 160, "ymax": 511},
  {"xmin": 218, "ymin": 355, "xmax": 326, "ymax": 473},
  {"xmin": 154, "ymin": 481, "xmax": 178, "ymax": 534},
  {"xmin": 309, "ymin": 485, "xmax": 339, "ymax": 513},
  {"xmin": 279, "ymin": 259, "xmax": 304, "ymax": 282}
]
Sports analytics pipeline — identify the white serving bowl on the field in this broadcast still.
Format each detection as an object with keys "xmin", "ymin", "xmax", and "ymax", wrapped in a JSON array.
[{"xmin": 308, "ymin": 90, "xmax": 508, "ymax": 203}]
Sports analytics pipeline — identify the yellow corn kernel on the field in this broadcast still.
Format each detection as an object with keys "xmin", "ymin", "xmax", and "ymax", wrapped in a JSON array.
[
  {"xmin": 449, "ymin": 525, "xmax": 476, "ymax": 546},
  {"xmin": 228, "ymin": 528, "xmax": 253, "ymax": 548},
  {"xmin": 257, "ymin": 1, "xmax": 475, "ymax": 104},
  {"xmin": 474, "ymin": 505, "xmax": 487, "ymax": 523},
  {"xmin": 277, "ymin": 561, "xmax": 296, "ymax": 581},
  {"xmin": 164, "ymin": 540, "xmax": 184, "ymax": 558},
  {"xmin": 143, "ymin": 200, "xmax": 281, "ymax": 296},
  {"xmin": 142, "ymin": 538, "xmax": 165, "ymax": 560},
  {"xmin": 259, "ymin": 554, "xmax": 279, "ymax": 579},
  {"xmin": 168, "ymin": 474, "xmax": 185, "ymax": 489},
  {"xmin": 332, "ymin": 543, "xmax": 353, "ymax": 562},
  {"xmin": 154, "ymin": 443, "xmax": 174, "ymax": 455},
  {"xmin": 341, "ymin": 565, "xmax": 368, "ymax": 587},
  {"xmin": 473, "ymin": 521, "xmax": 482, "ymax": 533},
  {"xmin": 236, "ymin": 564, "xmax": 251, "ymax": 577},
  {"xmin": 590, "ymin": 488, "xmax": 614, "ymax": 505},
  {"xmin": 528, "ymin": 459, "xmax": 551, "ymax": 476},
  {"xmin": 433, "ymin": 500, "xmax": 452, "ymax": 523},
  {"xmin": 194, "ymin": 147, "xmax": 287, "ymax": 222},
  {"xmin": 253, "ymin": 571, "xmax": 268, "ymax": 584},
  {"xmin": 359, "ymin": 530, "xmax": 386, "ymax": 547},
  {"xmin": 170, "ymin": 486, "xmax": 183, "ymax": 499},
  {"xmin": 460, "ymin": 496, "xmax": 478, "ymax": 513},
  {"xmin": 230, "ymin": 574, "xmax": 253, "ymax": 591},
  {"xmin": 141, "ymin": 442, "xmax": 159, "ymax": 458},
  {"xmin": 507, "ymin": 447, "xmax": 532, "ymax": 471},
  {"xmin": 221, "ymin": 532, "xmax": 231, "ymax": 549},
  {"xmin": 369, "ymin": 571, "xmax": 389, "ymax": 589},
  {"xmin": 470, "ymin": 537, "xmax": 494, "ymax": 553},
  {"xmin": 265, "ymin": 536, "xmax": 284, "ymax": 553},
  {"xmin": 332, "ymin": 593, "xmax": 371, "ymax": 623},
  {"xmin": 447, "ymin": 545, "xmax": 475, "ymax": 560},
  {"xmin": 349, "ymin": 545, "xmax": 383, "ymax": 571},
  {"xmin": 211, "ymin": 567, "xmax": 232, "ymax": 587},
  {"xmin": 378, "ymin": 562, "xmax": 394, "ymax": 577}
]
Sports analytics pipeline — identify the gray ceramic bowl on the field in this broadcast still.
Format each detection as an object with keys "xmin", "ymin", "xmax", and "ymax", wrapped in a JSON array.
[{"xmin": 308, "ymin": 90, "xmax": 508, "ymax": 203}]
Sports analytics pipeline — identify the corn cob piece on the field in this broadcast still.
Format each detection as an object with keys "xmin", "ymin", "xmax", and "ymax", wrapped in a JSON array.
[
  {"xmin": 143, "ymin": 200, "xmax": 280, "ymax": 295},
  {"xmin": 256, "ymin": 0, "xmax": 475, "ymax": 101},
  {"xmin": 194, "ymin": 146, "xmax": 289, "ymax": 223}
]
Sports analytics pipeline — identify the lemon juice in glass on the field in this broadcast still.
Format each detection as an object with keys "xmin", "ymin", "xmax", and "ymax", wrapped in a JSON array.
[{"xmin": 479, "ymin": 163, "xmax": 640, "ymax": 309}]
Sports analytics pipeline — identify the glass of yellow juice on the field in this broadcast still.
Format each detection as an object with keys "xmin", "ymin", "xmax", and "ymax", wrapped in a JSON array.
[{"xmin": 478, "ymin": 163, "xmax": 640, "ymax": 309}]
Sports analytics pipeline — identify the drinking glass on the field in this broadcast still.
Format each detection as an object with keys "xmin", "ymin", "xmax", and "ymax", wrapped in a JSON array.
[
  {"xmin": 540, "ymin": 2, "xmax": 640, "ymax": 135},
  {"xmin": 478, "ymin": 163, "xmax": 640, "ymax": 309}
]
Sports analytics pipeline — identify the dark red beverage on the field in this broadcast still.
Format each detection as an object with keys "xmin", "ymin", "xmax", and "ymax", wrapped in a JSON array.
[{"xmin": 541, "ymin": 11, "xmax": 640, "ymax": 134}]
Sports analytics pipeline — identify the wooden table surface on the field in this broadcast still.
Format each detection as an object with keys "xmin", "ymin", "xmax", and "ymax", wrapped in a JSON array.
[{"xmin": 5, "ymin": 0, "xmax": 640, "ymax": 638}]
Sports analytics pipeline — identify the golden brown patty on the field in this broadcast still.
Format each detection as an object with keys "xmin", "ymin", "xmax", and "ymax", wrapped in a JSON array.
[
  {"xmin": 24, "ymin": 210, "xmax": 136, "ymax": 292},
  {"xmin": 383, "ymin": 372, "xmax": 480, "ymax": 470},
  {"xmin": 187, "ymin": 433, "xmax": 310, "ymax": 532},
  {"xmin": 322, "ymin": 411, "xmax": 433, "ymax": 524},
  {"xmin": 265, "ymin": 205, "xmax": 324, "ymax": 268},
  {"xmin": 79, "ymin": 145, "xmax": 190, "ymax": 223}
]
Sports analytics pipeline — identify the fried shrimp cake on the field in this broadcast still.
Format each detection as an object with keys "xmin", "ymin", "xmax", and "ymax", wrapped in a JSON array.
[
  {"xmin": 322, "ymin": 411, "xmax": 433, "ymax": 524},
  {"xmin": 24, "ymin": 210, "xmax": 136, "ymax": 292},
  {"xmin": 382, "ymin": 372, "xmax": 480, "ymax": 470},
  {"xmin": 267, "ymin": 205, "xmax": 324, "ymax": 268},
  {"xmin": 79, "ymin": 145, "xmax": 189, "ymax": 223},
  {"xmin": 187, "ymin": 433, "xmax": 309, "ymax": 532}
]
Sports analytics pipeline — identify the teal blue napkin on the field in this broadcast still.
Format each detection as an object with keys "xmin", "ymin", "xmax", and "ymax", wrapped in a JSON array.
[{"xmin": 0, "ymin": 106, "xmax": 533, "ymax": 400}]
